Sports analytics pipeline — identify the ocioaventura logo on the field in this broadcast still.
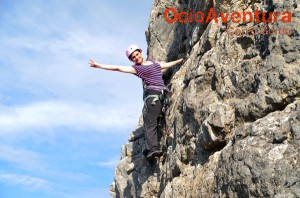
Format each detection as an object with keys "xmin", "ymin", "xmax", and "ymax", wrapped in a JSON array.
[{"xmin": 164, "ymin": 7, "xmax": 293, "ymax": 36}]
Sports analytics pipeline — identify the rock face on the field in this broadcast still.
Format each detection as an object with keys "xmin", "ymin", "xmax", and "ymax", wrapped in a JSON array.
[{"xmin": 111, "ymin": 0, "xmax": 300, "ymax": 197}]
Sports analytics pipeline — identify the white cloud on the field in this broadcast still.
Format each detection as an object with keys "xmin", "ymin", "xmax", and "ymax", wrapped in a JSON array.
[
  {"xmin": 0, "ymin": 143, "xmax": 95, "ymax": 185},
  {"xmin": 0, "ymin": 144, "xmax": 45, "ymax": 172},
  {"xmin": 0, "ymin": 100, "xmax": 140, "ymax": 135},
  {"xmin": 96, "ymin": 156, "xmax": 120, "ymax": 169},
  {"xmin": 0, "ymin": 173, "xmax": 51, "ymax": 192},
  {"xmin": 0, "ymin": 7, "xmax": 145, "ymax": 108},
  {"xmin": 0, "ymin": 0, "xmax": 147, "ymax": 105}
]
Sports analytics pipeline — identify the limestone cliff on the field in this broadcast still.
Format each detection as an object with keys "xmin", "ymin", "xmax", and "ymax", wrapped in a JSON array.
[{"xmin": 111, "ymin": 0, "xmax": 300, "ymax": 197}]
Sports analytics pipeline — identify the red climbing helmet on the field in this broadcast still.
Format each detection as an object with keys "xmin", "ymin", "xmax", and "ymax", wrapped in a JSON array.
[{"xmin": 126, "ymin": 44, "xmax": 141, "ymax": 59}]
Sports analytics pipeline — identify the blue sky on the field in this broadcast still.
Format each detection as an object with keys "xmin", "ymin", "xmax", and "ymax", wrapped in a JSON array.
[{"xmin": 0, "ymin": 0, "xmax": 153, "ymax": 197}]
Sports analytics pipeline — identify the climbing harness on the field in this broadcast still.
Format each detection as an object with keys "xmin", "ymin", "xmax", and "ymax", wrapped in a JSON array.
[
  {"xmin": 143, "ymin": 83, "xmax": 169, "ymax": 104},
  {"xmin": 143, "ymin": 83, "xmax": 166, "ymax": 92},
  {"xmin": 143, "ymin": 94, "xmax": 160, "ymax": 105}
]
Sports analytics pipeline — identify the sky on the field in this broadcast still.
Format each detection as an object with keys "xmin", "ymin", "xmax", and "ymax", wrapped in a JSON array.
[{"xmin": 0, "ymin": 0, "xmax": 154, "ymax": 197}]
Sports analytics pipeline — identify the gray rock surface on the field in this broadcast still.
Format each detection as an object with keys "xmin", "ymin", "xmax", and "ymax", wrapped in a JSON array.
[{"xmin": 111, "ymin": 0, "xmax": 300, "ymax": 197}]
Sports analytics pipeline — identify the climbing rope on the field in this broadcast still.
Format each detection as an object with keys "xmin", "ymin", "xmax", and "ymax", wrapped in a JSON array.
[{"xmin": 159, "ymin": 93, "xmax": 176, "ymax": 198}]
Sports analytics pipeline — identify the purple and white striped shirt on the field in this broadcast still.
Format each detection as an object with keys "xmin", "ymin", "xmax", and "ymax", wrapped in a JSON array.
[{"xmin": 132, "ymin": 60, "xmax": 165, "ymax": 92}]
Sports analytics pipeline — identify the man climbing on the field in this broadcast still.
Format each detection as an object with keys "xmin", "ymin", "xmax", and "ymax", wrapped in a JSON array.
[{"xmin": 89, "ymin": 45, "xmax": 183, "ymax": 162}]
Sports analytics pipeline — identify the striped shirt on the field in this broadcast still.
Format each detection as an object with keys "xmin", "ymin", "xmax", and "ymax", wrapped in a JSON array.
[{"xmin": 132, "ymin": 60, "xmax": 165, "ymax": 92}]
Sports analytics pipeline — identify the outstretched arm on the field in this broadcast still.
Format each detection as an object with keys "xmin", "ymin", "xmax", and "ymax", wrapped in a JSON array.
[
  {"xmin": 160, "ymin": 58, "xmax": 184, "ymax": 69},
  {"xmin": 89, "ymin": 59, "xmax": 136, "ymax": 74}
]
